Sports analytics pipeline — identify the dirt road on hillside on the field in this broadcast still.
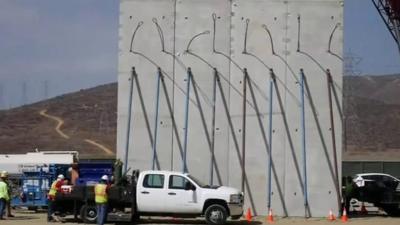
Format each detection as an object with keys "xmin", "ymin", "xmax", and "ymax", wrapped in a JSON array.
[{"xmin": 39, "ymin": 109, "xmax": 114, "ymax": 156}]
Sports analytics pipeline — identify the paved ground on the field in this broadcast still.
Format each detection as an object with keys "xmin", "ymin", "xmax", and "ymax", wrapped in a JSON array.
[{"xmin": 1, "ymin": 210, "xmax": 400, "ymax": 225}]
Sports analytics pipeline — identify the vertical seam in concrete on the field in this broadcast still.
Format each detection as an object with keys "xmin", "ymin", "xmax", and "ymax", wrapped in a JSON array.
[
  {"xmin": 282, "ymin": 0, "xmax": 289, "ymax": 204},
  {"xmin": 226, "ymin": 0, "xmax": 233, "ymax": 186},
  {"xmin": 170, "ymin": 0, "xmax": 177, "ymax": 171},
  {"xmin": 339, "ymin": 1, "xmax": 344, "ymax": 187}
]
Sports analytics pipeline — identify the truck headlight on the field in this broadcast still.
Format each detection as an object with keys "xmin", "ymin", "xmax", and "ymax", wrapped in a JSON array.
[{"xmin": 230, "ymin": 194, "xmax": 242, "ymax": 204}]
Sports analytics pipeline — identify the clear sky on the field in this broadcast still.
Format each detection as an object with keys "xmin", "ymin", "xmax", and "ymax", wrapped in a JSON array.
[
  {"xmin": 344, "ymin": 0, "xmax": 400, "ymax": 76},
  {"xmin": 0, "ymin": 0, "xmax": 399, "ymax": 109},
  {"xmin": 0, "ymin": 0, "xmax": 119, "ymax": 109}
]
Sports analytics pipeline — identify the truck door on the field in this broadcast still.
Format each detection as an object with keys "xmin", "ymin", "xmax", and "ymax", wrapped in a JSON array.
[
  {"xmin": 164, "ymin": 175, "xmax": 200, "ymax": 213},
  {"xmin": 137, "ymin": 173, "xmax": 166, "ymax": 212}
]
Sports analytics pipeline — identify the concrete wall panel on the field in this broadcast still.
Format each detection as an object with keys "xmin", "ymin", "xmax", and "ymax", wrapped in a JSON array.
[
  {"xmin": 173, "ymin": 0, "xmax": 232, "ymax": 183},
  {"xmin": 230, "ymin": 0, "xmax": 288, "ymax": 216},
  {"xmin": 285, "ymin": 0, "xmax": 343, "ymax": 216},
  {"xmin": 117, "ymin": 0, "xmax": 343, "ymax": 217},
  {"xmin": 118, "ymin": 0, "xmax": 176, "ymax": 171}
]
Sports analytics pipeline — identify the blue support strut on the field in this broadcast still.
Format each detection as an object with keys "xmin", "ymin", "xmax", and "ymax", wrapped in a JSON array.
[
  {"xmin": 182, "ymin": 68, "xmax": 192, "ymax": 173},
  {"xmin": 124, "ymin": 67, "xmax": 135, "ymax": 173},
  {"xmin": 300, "ymin": 69, "xmax": 309, "ymax": 215},
  {"xmin": 209, "ymin": 68, "xmax": 218, "ymax": 185},
  {"xmin": 267, "ymin": 68, "xmax": 275, "ymax": 210},
  {"xmin": 152, "ymin": 68, "xmax": 162, "ymax": 170}
]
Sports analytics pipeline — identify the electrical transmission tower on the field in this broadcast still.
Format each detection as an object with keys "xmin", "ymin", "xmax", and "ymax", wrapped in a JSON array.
[
  {"xmin": 99, "ymin": 110, "xmax": 111, "ymax": 134},
  {"xmin": 344, "ymin": 50, "xmax": 362, "ymax": 76},
  {"xmin": 21, "ymin": 81, "xmax": 27, "ymax": 106},
  {"xmin": 43, "ymin": 80, "xmax": 49, "ymax": 99},
  {"xmin": 0, "ymin": 84, "xmax": 4, "ymax": 109}
]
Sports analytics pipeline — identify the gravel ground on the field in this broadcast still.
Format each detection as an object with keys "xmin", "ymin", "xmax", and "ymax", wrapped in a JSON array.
[{"xmin": 1, "ymin": 210, "xmax": 399, "ymax": 225}]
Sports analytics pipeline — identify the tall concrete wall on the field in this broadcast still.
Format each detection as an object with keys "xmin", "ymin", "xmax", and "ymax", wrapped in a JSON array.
[{"xmin": 117, "ymin": 0, "xmax": 343, "ymax": 217}]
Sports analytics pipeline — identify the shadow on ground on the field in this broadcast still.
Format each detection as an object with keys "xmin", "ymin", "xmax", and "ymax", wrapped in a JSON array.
[
  {"xmin": 3, "ymin": 215, "xmax": 38, "ymax": 220},
  {"xmin": 116, "ymin": 218, "xmax": 261, "ymax": 225}
]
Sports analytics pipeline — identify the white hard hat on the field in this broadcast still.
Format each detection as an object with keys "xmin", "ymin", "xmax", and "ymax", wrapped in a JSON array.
[
  {"xmin": 57, "ymin": 174, "xmax": 65, "ymax": 180},
  {"xmin": 101, "ymin": 175, "xmax": 109, "ymax": 181},
  {"xmin": 0, "ymin": 171, "xmax": 8, "ymax": 178}
]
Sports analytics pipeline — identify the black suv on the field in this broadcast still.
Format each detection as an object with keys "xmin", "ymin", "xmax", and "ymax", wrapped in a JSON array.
[{"xmin": 350, "ymin": 173, "xmax": 400, "ymax": 216}]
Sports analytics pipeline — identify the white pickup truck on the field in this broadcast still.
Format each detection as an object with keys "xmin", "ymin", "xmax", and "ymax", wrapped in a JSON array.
[
  {"xmin": 60, "ymin": 170, "xmax": 244, "ymax": 224},
  {"xmin": 134, "ymin": 170, "xmax": 244, "ymax": 224}
]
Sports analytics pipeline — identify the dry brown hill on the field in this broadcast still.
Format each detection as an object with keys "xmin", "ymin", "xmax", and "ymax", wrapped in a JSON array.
[
  {"xmin": 344, "ymin": 74, "xmax": 400, "ymax": 161},
  {"xmin": 0, "ymin": 83, "xmax": 117, "ymax": 159},
  {"xmin": 0, "ymin": 74, "xmax": 399, "ymax": 161}
]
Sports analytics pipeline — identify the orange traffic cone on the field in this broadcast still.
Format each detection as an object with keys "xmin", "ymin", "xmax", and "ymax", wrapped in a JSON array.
[
  {"xmin": 360, "ymin": 202, "xmax": 368, "ymax": 215},
  {"xmin": 245, "ymin": 208, "xmax": 252, "ymax": 222},
  {"xmin": 328, "ymin": 209, "xmax": 336, "ymax": 221},
  {"xmin": 341, "ymin": 208, "xmax": 348, "ymax": 223},
  {"xmin": 267, "ymin": 208, "xmax": 274, "ymax": 223}
]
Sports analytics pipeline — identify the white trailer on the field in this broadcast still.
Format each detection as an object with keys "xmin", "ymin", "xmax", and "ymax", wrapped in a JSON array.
[{"xmin": 0, "ymin": 151, "xmax": 78, "ymax": 175}]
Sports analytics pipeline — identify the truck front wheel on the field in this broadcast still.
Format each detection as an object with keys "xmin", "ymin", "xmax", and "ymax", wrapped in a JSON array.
[
  {"xmin": 205, "ymin": 204, "xmax": 228, "ymax": 225},
  {"xmin": 80, "ymin": 204, "xmax": 97, "ymax": 223}
]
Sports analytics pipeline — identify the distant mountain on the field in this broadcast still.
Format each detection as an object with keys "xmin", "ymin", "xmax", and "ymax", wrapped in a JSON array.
[
  {"xmin": 0, "ymin": 74, "xmax": 399, "ymax": 161},
  {"xmin": 0, "ymin": 83, "xmax": 117, "ymax": 159},
  {"xmin": 344, "ymin": 74, "xmax": 400, "ymax": 161}
]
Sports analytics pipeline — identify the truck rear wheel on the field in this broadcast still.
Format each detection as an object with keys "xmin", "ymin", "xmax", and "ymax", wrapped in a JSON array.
[
  {"xmin": 205, "ymin": 204, "xmax": 228, "ymax": 225},
  {"xmin": 80, "ymin": 204, "xmax": 97, "ymax": 223}
]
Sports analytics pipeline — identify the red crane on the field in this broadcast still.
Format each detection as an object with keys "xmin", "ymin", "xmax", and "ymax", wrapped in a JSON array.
[{"xmin": 372, "ymin": 0, "xmax": 400, "ymax": 53}]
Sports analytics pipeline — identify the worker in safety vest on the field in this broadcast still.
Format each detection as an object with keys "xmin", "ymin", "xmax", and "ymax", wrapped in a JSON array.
[
  {"xmin": 0, "ymin": 171, "xmax": 14, "ymax": 218},
  {"xmin": 47, "ymin": 174, "xmax": 64, "ymax": 222},
  {"xmin": 0, "ymin": 172, "xmax": 10, "ymax": 220},
  {"xmin": 94, "ymin": 175, "xmax": 109, "ymax": 225}
]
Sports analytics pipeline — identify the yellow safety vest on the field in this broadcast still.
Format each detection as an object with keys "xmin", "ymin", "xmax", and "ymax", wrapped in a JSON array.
[
  {"xmin": 0, "ymin": 181, "xmax": 9, "ymax": 201},
  {"xmin": 48, "ymin": 180, "xmax": 59, "ymax": 197},
  {"xmin": 94, "ymin": 184, "xmax": 108, "ymax": 204}
]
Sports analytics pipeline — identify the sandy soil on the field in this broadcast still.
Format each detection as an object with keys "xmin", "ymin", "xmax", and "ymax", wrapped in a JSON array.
[{"xmin": 1, "ymin": 210, "xmax": 399, "ymax": 225}]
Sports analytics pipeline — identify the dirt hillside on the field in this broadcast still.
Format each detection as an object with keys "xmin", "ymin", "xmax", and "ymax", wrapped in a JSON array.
[
  {"xmin": 0, "ymin": 83, "xmax": 117, "ymax": 159},
  {"xmin": 0, "ymin": 74, "xmax": 399, "ymax": 160}
]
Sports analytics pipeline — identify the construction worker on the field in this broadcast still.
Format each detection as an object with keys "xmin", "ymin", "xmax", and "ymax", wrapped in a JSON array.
[
  {"xmin": 1, "ymin": 171, "xmax": 14, "ymax": 218},
  {"xmin": 47, "ymin": 174, "xmax": 64, "ymax": 222},
  {"xmin": 69, "ymin": 163, "xmax": 79, "ymax": 185},
  {"xmin": 343, "ymin": 176, "xmax": 356, "ymax": 215},
  {"xmin": 94, "ymin": 175, "xmax": 109, "ymax": 225},
  {"xmin": 0, "ymin": 172, "xmax": 10, "ymax": 220}
]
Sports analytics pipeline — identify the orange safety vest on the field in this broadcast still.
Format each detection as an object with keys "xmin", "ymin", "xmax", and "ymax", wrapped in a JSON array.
[{"xmin": 94, "ymin": 183, "xmax": 108, "ymax": 204}]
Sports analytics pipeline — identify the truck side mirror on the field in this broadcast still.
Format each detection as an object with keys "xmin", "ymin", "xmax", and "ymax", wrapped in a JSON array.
[{"xmin": 185, "ymin": 182, "xmax": 196, "ymax": 191}]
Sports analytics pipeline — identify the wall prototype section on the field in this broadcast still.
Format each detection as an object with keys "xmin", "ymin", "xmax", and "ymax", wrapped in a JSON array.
[{"xmin": 117, "ymin": 0, "xmax": 343, "ymax": 217}]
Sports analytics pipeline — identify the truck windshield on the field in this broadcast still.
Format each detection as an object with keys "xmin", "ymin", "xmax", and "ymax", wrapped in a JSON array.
[{"xmin": 187, "ymin": 175, "xmax": 207, "ymax": 188}]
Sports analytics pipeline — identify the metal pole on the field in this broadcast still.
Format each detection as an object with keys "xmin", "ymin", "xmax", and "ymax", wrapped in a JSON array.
[
  {"xmin": 241, "ymin": 68, "xmax": 248, "ymax": 193},
  {"xmin": 182, "ymin": 68, "xmax": 192, "ymax": 173},
  {"xmin": 300, "ymin": 69, "xmax": 309, "ymax": 217},
  {"xmin": 152, "ymin": 68, "xmax": 162, "ymax": 170},
  {"xmin": 267, "ymin": 68, "xmax": 275, "ymax": 211},
  {"xmin": 209, "ymin": 68, "xmax": 218, "ymax": 185},
  {"xmin": 124, "ymin": 67, "xmax": 135, "ymax": 173},
  {"xmin": 326, "ymin": 69, "xmax": 341, "ymax": 212}
]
